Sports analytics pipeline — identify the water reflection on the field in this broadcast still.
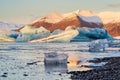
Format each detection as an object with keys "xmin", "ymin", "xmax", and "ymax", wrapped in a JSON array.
[
  {"xmin": 44, "ymin": 63, "xmax": 68, "ymax": 73},
  {"xmin": 68, "ymin": 60, "xmax": 81, "ymax": 66},
  {"xmin": 67, "ymin": 59, "xmax": 92, "ymax": 72}
]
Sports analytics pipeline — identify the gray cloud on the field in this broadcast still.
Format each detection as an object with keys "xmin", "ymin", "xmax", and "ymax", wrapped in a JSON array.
[{"xmin": 108, "ymin": 3, "xmax": 120, "ymax": 8}]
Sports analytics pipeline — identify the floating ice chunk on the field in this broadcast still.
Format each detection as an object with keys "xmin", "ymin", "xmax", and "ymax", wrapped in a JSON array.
[
  {"xmin": 89, "ymin": 39, "xmax": 120, "ymax": 52},
  {"xmin": 108, "ymin": 39, "xmax": 120, "ymax": 47},
  {"xmin": 89, "ymin": 39, "xmax": 108, "ymax": 52},
  {"xmin": 44, "ymin": 52, "xmax": 68, "ymax": 64}
]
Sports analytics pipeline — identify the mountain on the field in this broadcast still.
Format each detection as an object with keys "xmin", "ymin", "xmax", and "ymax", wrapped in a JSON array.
[
  {"xmin": 18, "ymin": 10, "xmax": 120, "ymax": 37},
  {"xmin": 0, "ymin": 21, "xmax": 23, "ymax": 28},
  {"xmin": 0, "ymin": 22, "xmax": 23, "ymax": 35},
  {"xmin": 98, "ymin": 12, "xmax": 120, "ymax": 37},
  {"xmin": 27, "ymin": 12, "xmax": 80, "ymax": 32},
  {"xmin": 25, "ymin": 10, "xmax": 101, "ymax": 32},
  {"xmin": 98, "ymin": 11, "xmax": 120, "ymax": 24}
]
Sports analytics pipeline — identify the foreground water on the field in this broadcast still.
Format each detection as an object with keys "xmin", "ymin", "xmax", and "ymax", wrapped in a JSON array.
[{"xmin": 0, "ymin": 42, "xmax": 120, "ymax": 80}]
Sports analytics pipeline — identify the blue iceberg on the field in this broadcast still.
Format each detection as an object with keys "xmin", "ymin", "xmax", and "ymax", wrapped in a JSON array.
[{"xmin": 71, "ymin": 27, "xmax": 113, "ymax": 42}]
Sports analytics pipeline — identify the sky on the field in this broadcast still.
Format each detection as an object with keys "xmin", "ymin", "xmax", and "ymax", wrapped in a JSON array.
[{"xmin": 0, "ymin": 0, "xmax": 120, "ymax": 24}]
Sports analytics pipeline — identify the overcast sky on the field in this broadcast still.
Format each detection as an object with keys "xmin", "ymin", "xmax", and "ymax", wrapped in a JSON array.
[{"xmin": 0, "ymin": 0, "xmax": 120, "ymax": 24}]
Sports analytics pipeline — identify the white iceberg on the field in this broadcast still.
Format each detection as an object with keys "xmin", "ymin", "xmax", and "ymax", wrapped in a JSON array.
[
  {"xmin": 30, "ymin": 26, "xmax": 79, "ymax": 42},
  {"xmin": 20, "ymin": 26, "xmax": 50, "ymax": 34},
  {"xmin": 16, "ymin": 32, "xmax": 51, "ymax": 42},
  {"xmin": 89, "ymin": 39, "xmax": 108, "ymax": 52},
  {"xmin": 44, "ymin": 52, "xmax": 68, "ymax": 64},
  {"xmin": 16, "ymin": 26, "xmax": 51, "ymax": 42}
]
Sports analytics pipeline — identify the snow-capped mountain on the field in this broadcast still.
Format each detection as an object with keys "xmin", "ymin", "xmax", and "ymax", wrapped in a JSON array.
[
  {"xmin": 26, "ymin": 10, "xmax": 103, "ymax": 31},
  {"xmin": 62, "ymin": 10, "xmax": 103, "ymax": 28},
  {"xmin": 44, "ymin": 12, "xmax": 64, "ymax": 23},
  {"xmin": 19, "ymin": 10, "xmax": 120, "ymax": 37},
  {"xmin": 27, "ymin": 12, "xmax": 80, "ymax": 31}
]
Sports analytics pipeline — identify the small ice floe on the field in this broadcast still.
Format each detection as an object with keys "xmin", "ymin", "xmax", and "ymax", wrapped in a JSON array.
[
  {"xmin": 89, "ymin": 39, "xmax": 108, "ymax": 52},
  {"xmin": 108, "ymin": 39, "xmax": 120, "ymax": 47},
  {"xmin": 44, "ymin": 52, "xmax": 68, "ymax": 64},
  {"xmin": 89, "ymin": 62, "xmax": 107, "ymax": 67}
]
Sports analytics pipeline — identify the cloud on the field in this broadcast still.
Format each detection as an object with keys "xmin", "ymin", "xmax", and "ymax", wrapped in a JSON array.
[{"xmin": 108, "ymin": 3, "xmax": 120, "ymax": 8}]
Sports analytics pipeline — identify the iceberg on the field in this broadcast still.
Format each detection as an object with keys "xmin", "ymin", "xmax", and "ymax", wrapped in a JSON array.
[
  {"xmin": 0, "ymin": 35, "xmax": 15, "ymax": 42},
  {"xmin": 71, "ymin": 27, "xmax": 113, "ymax": 42},
  {"xmin": 44, "ymin": 52, "xmax": 68, "ymax": 64},
  {"xmin": 20, "ymin": 26, "xmax": 50, "ymax": 34},
  {"xmin": 89, "ymin": 39, "xmax": 108, "ymax": 52},
  {"xmin": 30, "ymin": 26, "xmax": 79, "ymax": 42},
  {"xmin": 16, "ymin": 32, "xmax": 51, "ymax": 42},
  {"xmin": 79, "ymin": 27, "xmax": 112, "ymax": 39},
  {"xmin": 0, "ymin": 25, "xmax": 113, "ymax": 43},
  {"xmin": 16, "ymin": 26, "xmax": 51, "ymax": 42}
]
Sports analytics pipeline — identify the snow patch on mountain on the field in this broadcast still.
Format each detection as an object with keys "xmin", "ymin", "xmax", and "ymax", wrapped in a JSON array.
[
  {"xmin": 63, "ymin": 10, "xmax": 102, "ymax": 24},
  {"xmin": 44, "ymin": 12, "xmax": 64, "ymax": 23}
]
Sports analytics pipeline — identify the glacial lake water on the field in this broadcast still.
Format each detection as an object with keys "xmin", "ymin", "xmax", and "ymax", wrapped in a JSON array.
[{"xmin": 0, "ymin": 42, "xmax": 120, "ymax": 80}]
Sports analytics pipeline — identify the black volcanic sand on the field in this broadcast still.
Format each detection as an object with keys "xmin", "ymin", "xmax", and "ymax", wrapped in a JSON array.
[{"xmin": 68, "ymin": 57, "xmax": 120, "ymax": 80}]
